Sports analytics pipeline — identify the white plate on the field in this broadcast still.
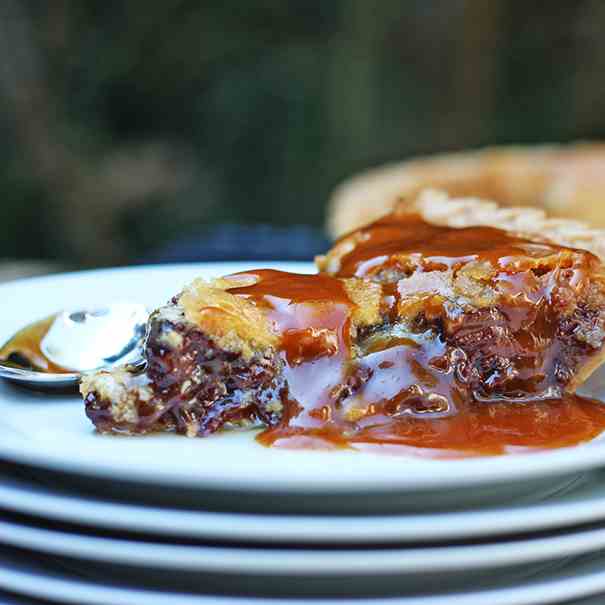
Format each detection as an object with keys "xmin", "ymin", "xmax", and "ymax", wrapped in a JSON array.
[
  {"xmin": 2, "ymin": 263, "xmax": 605, "ymax": 496},
  {"xmin": 2, "ymin": 510, "xmax": 605, "ymax": 575},
  {"xmin": 0, "ymin": 470, "xmax": 603, "ymax": 544},
  {"xmin": 1, "ymin": 544, "xmax": 605, "ymax": 605}
]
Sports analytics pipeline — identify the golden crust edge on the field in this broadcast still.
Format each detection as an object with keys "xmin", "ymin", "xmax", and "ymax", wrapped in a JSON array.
[{"xmin": 179, "ymin": 276, "xmax": 384, "ymax": 358}]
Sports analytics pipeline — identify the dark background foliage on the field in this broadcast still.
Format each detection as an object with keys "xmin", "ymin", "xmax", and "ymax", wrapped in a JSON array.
[{"xmin": 1, "ymin": 0, "xmax": 605, "ymax": 266}]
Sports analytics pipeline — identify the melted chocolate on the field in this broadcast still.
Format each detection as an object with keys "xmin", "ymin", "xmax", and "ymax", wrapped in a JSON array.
[{"xmin": 222, "ymin": 214, "xmax": 605, "ymax": 456}]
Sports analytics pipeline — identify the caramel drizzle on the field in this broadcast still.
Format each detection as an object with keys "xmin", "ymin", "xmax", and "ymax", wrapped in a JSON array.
[
  {"xmin": 221, "ymin": 212, "xmax": 605, "ymax": 456},
  {"xmin": 333, "ymin": 212, "xmax": 598, "ymax": 278}
]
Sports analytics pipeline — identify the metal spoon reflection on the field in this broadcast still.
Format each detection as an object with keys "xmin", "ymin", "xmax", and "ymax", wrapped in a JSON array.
[{"xmin": 0, "ymin": 304, "xmax": 148, "ymax": 391}]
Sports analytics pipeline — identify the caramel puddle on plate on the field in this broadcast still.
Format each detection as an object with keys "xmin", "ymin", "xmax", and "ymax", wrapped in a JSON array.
[{"xmin": 258, "ymin": 393, "xmax": 605, "ymax": 458}]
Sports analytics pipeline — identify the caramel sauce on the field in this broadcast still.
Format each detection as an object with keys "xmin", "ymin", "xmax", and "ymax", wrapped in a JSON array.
[
  {"xmin": 0, "ymin": 315, "xmax": 70, "ymax": 374},
  {"xmin": 334, "ymin": 212, "xmax": 598, "ymax": 278},
  {"xmin": 223, "ymin": 210, "xmax": 605, "ymax": 456},
  {"xmin": 229, "ymin": 270, "xmax": 354, "ymax": 445},
  {"xmin": 348, "ymin": 395, "xmax": 605, "ymax": 457}
]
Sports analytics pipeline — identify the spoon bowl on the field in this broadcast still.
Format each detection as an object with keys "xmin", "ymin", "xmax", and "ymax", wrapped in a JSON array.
[{"xmin": 0, "ymin": 304, "xmax": 148, "ymax": 391}]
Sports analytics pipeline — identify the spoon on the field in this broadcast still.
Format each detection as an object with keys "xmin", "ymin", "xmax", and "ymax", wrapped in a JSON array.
[{"xmin": 0, "ymin": 304, "xmax": 148, "ymax": 391}]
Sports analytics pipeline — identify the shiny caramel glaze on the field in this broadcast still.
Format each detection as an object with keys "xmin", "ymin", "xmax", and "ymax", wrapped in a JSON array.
[
  {"xmin": 0, "ymin": 315, "xmax": 70, "ymax": 373},
  {"xmin": 222, "ymin": 214, "xmax": 605, "ymax": 455},
  {"xmin": 327, "ymin": 212, "xmax": 599, "ymax": 278},
  {"xmin": 229, "ymin": 270, "xmax": 354, "ymax": 447}
]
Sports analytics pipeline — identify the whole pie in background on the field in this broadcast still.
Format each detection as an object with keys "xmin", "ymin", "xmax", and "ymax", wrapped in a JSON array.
[{"xmin": 328, "ymin": 143, "xmax": 605, "ymax": 238}]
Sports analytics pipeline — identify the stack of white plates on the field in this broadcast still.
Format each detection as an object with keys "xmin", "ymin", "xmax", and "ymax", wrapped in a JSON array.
[{"xmin": 3, "ymin": 263, "xmax": 605, "ymax": 605}]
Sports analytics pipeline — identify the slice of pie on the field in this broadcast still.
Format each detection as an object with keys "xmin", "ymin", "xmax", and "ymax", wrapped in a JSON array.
[{"xmin": 81, "ymin": 191, "xmax": 605, "ymax": 455}]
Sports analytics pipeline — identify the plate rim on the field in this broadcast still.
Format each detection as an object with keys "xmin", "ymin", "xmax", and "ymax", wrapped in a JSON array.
[
  {"xmin": 3, "ymin": 510, "xmax": 605, "ymax": 574},
  {"xmin": 0, "ymin": 472, "xmax": 603, "ymax": 544},
  {"xmin": 1, "ymin": 543, "xmax": 605, "ymax": 605}
]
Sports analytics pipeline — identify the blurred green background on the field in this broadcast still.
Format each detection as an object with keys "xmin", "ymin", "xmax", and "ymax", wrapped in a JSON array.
[{"xmin": 2, "ymin": 0, "xmax": 605, "ymax": 268}]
